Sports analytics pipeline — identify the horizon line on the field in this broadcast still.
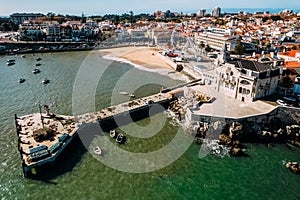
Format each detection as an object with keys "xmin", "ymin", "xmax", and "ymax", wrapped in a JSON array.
[{"xmin": 1, "ymin": 7, "xmax": 300, "ymax": 17}]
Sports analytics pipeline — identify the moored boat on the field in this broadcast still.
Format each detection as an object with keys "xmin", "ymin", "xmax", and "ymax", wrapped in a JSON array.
[
  {"xmin": 116, "ymin": 133, "xmax": 126, "ymax": 144},
  {"xmin": 110, "ymin": 130, "xmax": 117, "ymax": 138},
  {"xmin": 94, "ymin": 146, "xmax": 103, "ymax": 155},
  {"xmin": 119, "ymin": 91, "xmax": 129, "ymax": 95},
  {"xmin": 7, "ymin": 59, "xmax": 15, "ymax": 66},
  {"xmin": 32, "ymin": 69, "xmax": 41, "ymax": 74},
  {"xmin": 19, "ymin": 78, "xmax": 25, "ymax": 83},
  {"xmin": 42, "ymin": 78, "xmax": 50, "ymax": 84},
  {"xmin": 128, "ymin": 94, "xmax": 135, "ymax": 98},
  {"xmin": 36, "ymin": 63, "xmax": 41, "ymax": 66}
]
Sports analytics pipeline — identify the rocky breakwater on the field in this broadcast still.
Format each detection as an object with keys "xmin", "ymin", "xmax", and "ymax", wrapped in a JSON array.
[
  {"xmin": 254, "ymin": 117, "xmax": 300, "ymax": 147},
  {"xmin": 169, "ymin": 98, "xmax": 186, "ymax": 121},
  {"xmin": 218, "ymin": 122, "xmax": 248, "ymax": 157},
  {"xmin": 187, "ymin": 120, "xmax": 247, "ymax": 157}
]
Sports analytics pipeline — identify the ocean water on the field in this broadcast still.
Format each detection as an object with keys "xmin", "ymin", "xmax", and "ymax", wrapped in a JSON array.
[{"xmin": 0, "ymin": 51, "xmax": 300, "ymax": 200}]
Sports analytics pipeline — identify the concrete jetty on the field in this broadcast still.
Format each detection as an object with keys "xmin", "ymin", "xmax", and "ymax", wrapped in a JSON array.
[{"xmin": 15, "ymin": 92, "xmax": 173, "ymax": 177}]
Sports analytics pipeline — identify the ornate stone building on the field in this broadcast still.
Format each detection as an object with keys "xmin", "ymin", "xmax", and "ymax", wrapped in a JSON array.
[{"xmin": 216, "ymin": 59, "xmax": 281, "ymax": 102}]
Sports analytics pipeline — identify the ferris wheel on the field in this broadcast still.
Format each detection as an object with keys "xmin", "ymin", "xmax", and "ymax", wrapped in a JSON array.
[{"xmin": 170, "ymin": 21, "xmax": 201, "ymax": 60}]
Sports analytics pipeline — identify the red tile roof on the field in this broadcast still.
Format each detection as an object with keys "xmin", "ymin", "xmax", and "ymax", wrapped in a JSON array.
[
  {"xmin": 279, "ymin": 50, "xmax": 300, "ymax": 58},
  {"xmin": 285, "ymin": 61, "xmax": 300, "ymax": 68}
]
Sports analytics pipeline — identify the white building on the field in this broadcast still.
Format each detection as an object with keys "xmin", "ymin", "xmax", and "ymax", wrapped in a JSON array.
[
  {"xmin": 197, "ymin": 9, "xmax": 206, "ymax": 17},
  {"xmin": 212, "ymin": 7, "xmax": 221, "ymax": 17},
  {"xmin": 215, "ymin": 59, "xmax": 281, "ymax": 102},
  {"xmin": 199, "ymin": 43, "xmax": 281, "ymax": 103},
  {"xmin": 43, "ymin": 22, "xmax": 60, "ymax": 36},
  {"xmin": 195, "ymin": 30, "xmax": 240, "ymax": 51}
]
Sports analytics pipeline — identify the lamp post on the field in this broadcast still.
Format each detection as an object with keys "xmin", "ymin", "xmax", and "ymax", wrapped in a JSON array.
[{"xmin": 37, "ymin": 102, "xmax": 44, "ymax": 128}]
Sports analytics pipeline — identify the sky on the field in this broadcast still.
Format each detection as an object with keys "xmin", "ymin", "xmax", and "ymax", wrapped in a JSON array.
[{"xmin": 0, "ymin": 0, "xmax": 299, "ymax": 16}]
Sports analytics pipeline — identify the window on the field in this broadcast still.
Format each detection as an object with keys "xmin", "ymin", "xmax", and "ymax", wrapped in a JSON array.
[
  {"xmin": 240, "ymin": 80, "xmax": 251, "ymax": 85},
  {"xmin": 239, "ymin": 87, "xmax": 242, "ymax": 93}
]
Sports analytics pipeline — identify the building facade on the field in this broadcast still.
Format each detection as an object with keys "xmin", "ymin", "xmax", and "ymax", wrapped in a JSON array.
[
  {"xmin": 215, "ymin": 60, "xmax": 281, "ymax": 102},
  {"xmin": 212, "ymin": 7, "xmax": 221, "ymax": 18},
  {"xmin": 200, "ymin": 58, "xmax": 281, "ymax": 102},
  {"xmin": 195, "ymin": 31, "xmax": 240, "ymax": 51},
  {"xmin": 10, "ymin": 13, "xmax": 44, "ymax": 25}
]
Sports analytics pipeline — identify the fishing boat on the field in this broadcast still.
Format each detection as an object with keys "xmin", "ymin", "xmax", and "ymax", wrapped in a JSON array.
[
  {"xmin": 94, "ymin": 146, "xmax": 103, "ymax": 155},
  {"xmin": 19, "ymin": 78, "xmax": 25, "ymax": 83},
  {"xmin": 116, "ymin": 133, "xmax": 126, "ymax": 144},
  {"xmin": 32, "ymin": 69, "xmax": 41, "ymax": 74},
  {"xmin": 36, "ymin": 63, "xmax": 41, "ymax": 67},
  {"xmin": 7, "ymin": 59, "xmax": 15, "ymax": 66},
  {"xmin": 119, "ymin": 91, "xmax": 129, "ymax": 95},
  {"xmin": 110, "ymin": 130, "xmax": 117, "ymax": 138},
  {"xmin": 36, "ymin": 58, "xmax": 42, "ymax": 61},
  {"xmin": 42, "ymin": 78, "xmax": 50, "ymax": 84}
]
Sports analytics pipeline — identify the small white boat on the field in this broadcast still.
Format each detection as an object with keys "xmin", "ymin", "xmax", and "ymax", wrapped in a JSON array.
[
  {"xmin": 6, "ymin": 59, "xmax": 15, "ymax": 66},
  {"xmin": 94, "ymin": 146, "xmax": 102, "ymax": 155},
  {"xmin": 119, "ymin": 91, "xmax": 129, "ymax": 95},
  {"xmin": 128, "ymin": 94, "xmax": 135, "ymax": 98},
  {"xmin": 110, "ymin": 130, "xmax": 117, "ymax": 138},
  {"xmin": 42, "ymin": 78, "xmax": 50, "ymax": 84},
  {"xmin": 116, "ymin": 133, "xmax": 126, "ymax": 144},
  {"xmin": 32, "ymin": 69, "xmax": 41, "ymax": 74}
]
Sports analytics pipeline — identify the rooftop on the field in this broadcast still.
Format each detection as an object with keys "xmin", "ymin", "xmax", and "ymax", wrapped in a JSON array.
[{"xmin": 229, "ymin": 59, "xmax": 274, "ymax": 72}]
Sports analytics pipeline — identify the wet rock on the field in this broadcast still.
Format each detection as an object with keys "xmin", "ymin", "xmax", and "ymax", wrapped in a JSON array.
[
  {"xmin": 285, "ymin": 162, "xmax": 300, "ymax": 174},
  {"xmin": 289, "ymin": 140, "xmax": 300, "ymax": 147},
  {"xmin": 232, "ymin": 140, "xmax": 245, "ymax": 149},
  {"xmin": 218, "ymin": 134, "xmax": 231, "ymax": 145},
  {"xmin": 229, "ymin": 147, "xmax": 247, "ymax": 157},
  {"xmin": 229, "ymin": 121, "xmax": 243, "ymax": 139},
  {"xmin": 267, "ymin": 143, "xmax": 273, "ymax": 148}
]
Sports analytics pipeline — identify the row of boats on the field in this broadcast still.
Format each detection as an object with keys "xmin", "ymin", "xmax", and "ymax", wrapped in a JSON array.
[
  {"xmin": 6, "ymin": 57, "xmax": 42, "ymax": 66},
  {"xmin": 110, "ymin": 130, "xmax": 126, "ymax": 144},
  {"xmin": 6, "ymin": 59, "xmax": 16, "ymax": 66},
  {"xmin": 19, "ymin": 77, "xmax": 50, "ymax": 84},
  {"xmin": 11, "ymin": 57, "xmax": 50, "ymax": 84},
  {"xmin": 18, "ymin": 66, "xmax": 49, "ymax": 84},
  {"xmin": 93, "ymin": 130, "xmax": 126, "ymax": 156}
]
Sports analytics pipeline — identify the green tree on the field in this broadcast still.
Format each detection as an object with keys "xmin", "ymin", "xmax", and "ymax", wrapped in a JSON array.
[
  {"xmin": 204, "ymin": 44, "xmax": 211, "ymax": 53},
  {"xmin": 234, "ymin": 44, "xmax": 246, "ymax": 55},
  {"xmin": 262, "ymin": 16, "xmax": 269, "ymax": 23}
]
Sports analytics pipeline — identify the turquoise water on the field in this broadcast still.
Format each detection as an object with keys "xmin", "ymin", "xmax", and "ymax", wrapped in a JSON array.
[{"xmin": 0, "ymin": 51, "xmax": 300, "ymax": 200}]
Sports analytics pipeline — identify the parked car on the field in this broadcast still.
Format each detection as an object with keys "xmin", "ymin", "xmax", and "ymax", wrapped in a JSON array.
[{"xmin": 276, "ymin": 99, "xmax": 288, "ymax": 106}]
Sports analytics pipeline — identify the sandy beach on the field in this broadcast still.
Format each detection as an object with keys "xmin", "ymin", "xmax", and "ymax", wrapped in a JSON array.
[{"xmin": 100, "ymin": 46, "xmax": 174, "ymax": 70}]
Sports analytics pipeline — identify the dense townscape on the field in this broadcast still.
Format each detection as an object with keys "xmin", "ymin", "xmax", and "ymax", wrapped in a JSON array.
[{"xmin": 2, "ymin": 6, "xmax": 300, "ymax": 178}]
